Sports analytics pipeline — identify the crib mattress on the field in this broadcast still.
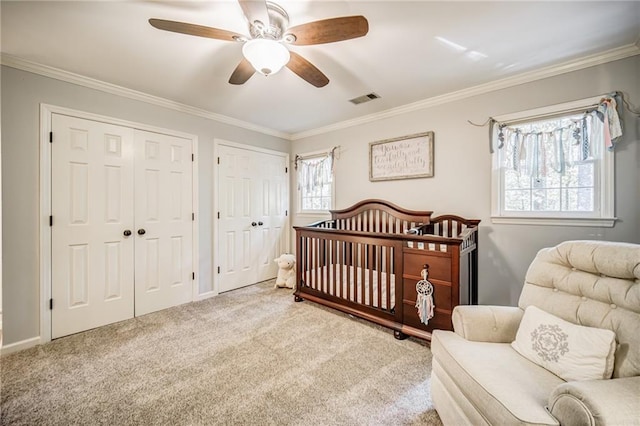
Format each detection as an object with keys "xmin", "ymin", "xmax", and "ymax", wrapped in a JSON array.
[{"xmin": 304, "ymin": 265, "xmax": 396, "ymax": 310}]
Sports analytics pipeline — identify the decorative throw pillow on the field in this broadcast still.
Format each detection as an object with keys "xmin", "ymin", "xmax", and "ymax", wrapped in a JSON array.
[{"xmin": 511, "ymin": 305, "xmax": 616, "ymax": 381}]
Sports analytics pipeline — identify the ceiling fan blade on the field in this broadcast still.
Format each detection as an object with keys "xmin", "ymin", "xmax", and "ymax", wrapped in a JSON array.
[
  {"xmin": 149, "ymin": 18, "xmax": 245, "ymax": 42},
  {"xmin": 238, "ymin": 0, "xmax": 270, "ymax": 27},
  {"xmin": 285, "ymin": 16, "xmax": 368, "ymax": 46},
  {"xmin": 286, "ymin": 52, "xmax": 329, "ymax": 88},
  {"xmin": 229, "ymin": 58, "xmax": 256, "ymax": 85}
]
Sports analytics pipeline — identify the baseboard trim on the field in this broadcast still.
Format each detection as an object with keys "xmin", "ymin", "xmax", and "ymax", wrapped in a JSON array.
[
  {"xmin": 195, "ymin": 291, "xmax": 217, "ymax": 301},
  {"xmin": 1, "ymin": 336, "xmax": 40, "ymax": 356}
]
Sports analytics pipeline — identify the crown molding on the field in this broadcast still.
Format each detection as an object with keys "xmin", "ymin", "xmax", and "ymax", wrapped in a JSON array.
[
  {"xmin": 0, "ymin": 53, "xmax": 291, "ymax": 140},
  {"xmin": 291, "ymin": 43, "xmax": 640, "ymax": 140}
]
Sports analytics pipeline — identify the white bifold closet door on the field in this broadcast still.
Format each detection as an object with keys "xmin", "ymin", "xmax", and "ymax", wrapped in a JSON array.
[
  {"xmin": 217, "ymin": 145, "xmax": 288, "ymax": 292},
  {"xmin": 51, "ymin": 114, "xmax": 193, "ymax": 338},
  {"xmin": 133, "ymin": 131, "xmax": 193, "ymax": 316}
]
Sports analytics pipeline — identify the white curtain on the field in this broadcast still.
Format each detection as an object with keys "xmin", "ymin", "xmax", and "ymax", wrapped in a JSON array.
[
  {"xmin": 297, "ymin": 151, "xmax": 334, "ymax": 193},
  {"xmin": 494, "ymin": 93, "xmax": 622, "ymax": 179}
]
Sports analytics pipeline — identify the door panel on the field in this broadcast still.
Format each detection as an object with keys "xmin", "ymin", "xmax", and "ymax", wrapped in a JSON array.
[
  {"xmin": 134, "ymin": 130, "xmax": 193, "ymax": 316},
  {"xmin": 51, "ymin": 114, "xmax": 135, "ymax": 338},
  {"xmin": 255, "ymin": 153, "xmax": 288, "ymax": 281},
  {"xmin": 217, "ymin": 145, "xmax": 289, "ymax": 292},
  {"xmin": 218, "ymin": 146, "xmax": 257, "ymax": 292},
  {"xmin": 52, "ymin": 116, "xmax": 194, "ymax": 338}
]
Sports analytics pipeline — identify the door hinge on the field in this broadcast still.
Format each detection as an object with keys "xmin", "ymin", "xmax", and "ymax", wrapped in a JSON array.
[
  {"xmin": 49, "ymin": 215, "xmax": 53, "ymax": 226},
  {"xmin": 217, "ymin": 211, "xmax": 220, "ymax": 219},
  {"xmin": 192, "ymin": 212, "xmax": 195, "ymax": 221},
  {"xmin": 49, "ymin": 298, "xmax": 53, "ymax": 310},
  {"xmin": 285, "ymin": 167, "xmax": 288, "ymax": 173},
  {"xmin": 217, "ymin": 157, "xmax": 220, "ymax": 165},
  {"xmin": 192, "ymin": 153, "xmax": 194, "ymax": 162},
  {"xmin": 192, "ymin": 272, "xmax": 195, "ymax": 280},
  {"xmin": 49, "ymin": 132, "xmax": 53, "ymax": 143},
  {"xmin": 217, "ymin": 266, "xmax": 221, "ymax": 274},
  {"xmin": 285, "ymin": 210, "xmax": 288, "ymax": 217}
]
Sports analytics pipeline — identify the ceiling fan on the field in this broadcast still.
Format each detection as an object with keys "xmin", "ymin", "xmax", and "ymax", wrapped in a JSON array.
[{"xmin": 149, "ymin": 0, "xmax": 368, "ymax": 88}]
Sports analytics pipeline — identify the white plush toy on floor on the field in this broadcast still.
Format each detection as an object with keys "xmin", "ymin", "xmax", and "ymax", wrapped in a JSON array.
[{"xmin": 274, "ymin": 253, "xmax": 296, "ymax": 290}]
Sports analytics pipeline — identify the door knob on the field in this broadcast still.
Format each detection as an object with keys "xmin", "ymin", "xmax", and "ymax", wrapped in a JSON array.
[
  {"xmin": 258, "ymin": 221, "xmax": 264, "ymax": 226},
  {"xmin": 137, "ymin": 228, "xmax": 146, "ymax": 235},
  {"xmin": 123, "ymin": 229, "xmax": 132, "ymax": 237},
  {"xmin": 251, "ymin": 222, "xmax": 257, "ymax": 227}
]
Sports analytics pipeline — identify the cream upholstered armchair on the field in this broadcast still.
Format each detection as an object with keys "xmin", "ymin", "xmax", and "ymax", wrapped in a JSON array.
[{"xmin": 431, "ymin": 240, "xmax": 640, "ymax": 425}]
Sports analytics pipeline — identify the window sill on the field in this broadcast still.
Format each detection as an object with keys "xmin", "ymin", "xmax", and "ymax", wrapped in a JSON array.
[{"xmin": 491, "ymin": 216, "xmax": 617, "ymax": 227}]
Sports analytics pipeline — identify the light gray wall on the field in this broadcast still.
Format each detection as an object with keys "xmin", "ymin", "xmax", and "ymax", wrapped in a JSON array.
[
  {"xmin": 291, "ymin": 56, "xmax": 640, "ymax": 306},
  {"xmin": 3, "ymin": 56, "xmax": 639, "ymax": 346},
  {"xmin": 1, "ymin": 65, "xmax": 290, "ymax": 346}
]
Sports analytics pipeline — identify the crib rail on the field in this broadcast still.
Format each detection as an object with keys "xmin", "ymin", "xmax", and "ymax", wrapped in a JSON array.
[
  {"xmin": 296, "ymin": 228, "xmax": 404, "ymax": 324},
  {"xmin": 424, "ymin": 215, "xmax": 481, "ymax": 238}
]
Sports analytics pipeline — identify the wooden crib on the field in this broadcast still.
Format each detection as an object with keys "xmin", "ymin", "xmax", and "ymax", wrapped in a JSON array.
[{"xmin": 294, "ymin": 199, "xmax": 480, "ymax": 341}]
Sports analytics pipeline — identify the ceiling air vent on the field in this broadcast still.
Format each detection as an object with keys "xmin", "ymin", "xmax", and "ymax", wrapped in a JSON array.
[{"xmin": 348, "ymin": 92, "xmax": 381, "ymax": 105}]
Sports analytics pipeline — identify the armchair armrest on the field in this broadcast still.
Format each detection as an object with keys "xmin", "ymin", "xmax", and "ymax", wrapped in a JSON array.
[
  {"xmin": 452, "ymin": 305, "xmax": 523, "ymax": 343},
  {"xmin": 548, "ymin": 377, "xmax": 640, "ymax": 426}
]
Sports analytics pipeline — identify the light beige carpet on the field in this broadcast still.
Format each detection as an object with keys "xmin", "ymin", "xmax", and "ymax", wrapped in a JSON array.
[{"xmin": 1, "ymin": 280, "xmax": 442, "ymax": 425}]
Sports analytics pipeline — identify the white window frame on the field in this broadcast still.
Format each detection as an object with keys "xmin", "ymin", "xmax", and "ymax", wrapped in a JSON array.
[
  {"xmin": 491, "ymin": 95, "xmax": 616, "ymax": 227},
  {"xmin": 296, "ymin": 149, "xmax": 335, "ymax": 215}
]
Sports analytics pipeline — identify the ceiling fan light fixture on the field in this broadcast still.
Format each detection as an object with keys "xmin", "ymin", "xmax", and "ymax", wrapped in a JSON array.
[{"xmin": 242, "ymin": 38, "xmax": 290, "ymax": 76}]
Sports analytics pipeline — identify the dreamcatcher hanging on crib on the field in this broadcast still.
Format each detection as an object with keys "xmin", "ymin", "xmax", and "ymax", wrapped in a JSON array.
[{"xmin": 415, "ymin": 264, "xmax": 435, "ymax": 325}]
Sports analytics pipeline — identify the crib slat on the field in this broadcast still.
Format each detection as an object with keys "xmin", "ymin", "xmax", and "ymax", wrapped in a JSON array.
[
  {"xmin": 337, "ymin": 241, "xmax": 342, "ymax": 298},
  {"xmin": 368, "ymin": 243, "xmax": 374, "ymax": 306},
  {"xmin": 314, "ymin": 236, "xmax": 318, "ymax": 289},
  {"xmin": 386, "ymin": 246, "xmax": 391, "ymax": 310},
  {"xmin": 346, "ymin": 243, "xmax": 356, "ymax": 300},
  {"xmin": 299, "ymin": 236, "xmax": 304, "ymax": 286},
  {"xmin": 305, "ymin": 236, "xmax": 309, "ymax": 287},
  {"xmin": 376, "ymin": 245, "xmax": 382, "ymax": 309},
  {"xmin": 357, "ymin": 243, "xmax": 363, "ymax": 303},
  {"xmin": 307, "ymin": 236, "xmax": 311, "ymax": 280},
  {"xmin": 372, "ymin": 210, "xmax": 376, "ymax": 233},
  {"xmin": 308, "ymin": 237, "xmax": 313, "ymax": 286},
  {"xmin": 329, "ymin": 240, "xmax": 339, "ymax": 296},
  {"xmin": 315, "ymin": 236, "xmax": 320, "ymax": 290},
  {"xmin": 342, "ymin": 241, "xmax": 347, "ymax": 298},
  {"xmin": 308, "ymin": 236, "xmax": 313, "ymax": 288}
]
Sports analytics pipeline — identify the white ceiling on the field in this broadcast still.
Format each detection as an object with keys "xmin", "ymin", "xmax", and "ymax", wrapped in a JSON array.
[{"xmin": 2, "ymin": 1, "xmax": 639, "ymax": 137}]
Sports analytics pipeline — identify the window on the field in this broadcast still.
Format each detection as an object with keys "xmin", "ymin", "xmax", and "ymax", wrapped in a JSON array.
[
  {"xmin": 296, "ymin": 150, "xmax": 335, "ymax": 213},
  {"xmin": 491, "ymin": 95, "xmax": 618, "ymax": 227}
]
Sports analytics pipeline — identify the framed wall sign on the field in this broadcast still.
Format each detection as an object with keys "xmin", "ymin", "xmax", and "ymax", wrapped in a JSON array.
[{"xmin": 369, "ymin": 131, "xmax": 434, "ymax": 181}]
